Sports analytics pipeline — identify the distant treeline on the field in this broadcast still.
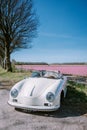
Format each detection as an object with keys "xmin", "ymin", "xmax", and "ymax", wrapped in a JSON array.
[
  {"xmin": 15, "ymin": 62, "xmax": 48, "ymax": 65},
  {"xmin": 12, "ymin": 60, "xmax": 87, "ymax": 65},
  {"xmin": 51, "ymin": 62, "xmax": 87, "ymax": 65}
]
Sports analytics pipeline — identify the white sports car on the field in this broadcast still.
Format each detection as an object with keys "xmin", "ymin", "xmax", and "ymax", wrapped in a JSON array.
[{"xmin": 8, "ymin": 70, "xmax": 67, "ymax": 111}]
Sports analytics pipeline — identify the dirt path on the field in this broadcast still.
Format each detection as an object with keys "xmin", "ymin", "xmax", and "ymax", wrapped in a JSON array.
[{"xmin": 0, "ymin": 89, "xmax": 87, "ymax": 130}]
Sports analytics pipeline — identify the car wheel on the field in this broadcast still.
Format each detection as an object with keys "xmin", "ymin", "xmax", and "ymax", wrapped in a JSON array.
[{"xmin": 60, "ymin": 91, "xmax": 64, "ymax": 104}]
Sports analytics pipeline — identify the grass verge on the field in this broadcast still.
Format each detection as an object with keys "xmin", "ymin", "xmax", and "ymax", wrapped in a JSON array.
[
  {"xmin": 0, "ymin": 67, "xmax": 31, "ymax": 89},
  {"xmin": 62, "ymin": 80, "xmax": 87, "ymax": 115}
]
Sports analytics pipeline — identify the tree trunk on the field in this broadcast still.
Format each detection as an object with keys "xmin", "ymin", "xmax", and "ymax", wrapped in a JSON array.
[
  {"xmin": 0, "ymin": 57, "xmax": 3, "ymax": 68},
  {"xmin": 5, "ymin": 44, "xmax": 12, "ymax": 72}
]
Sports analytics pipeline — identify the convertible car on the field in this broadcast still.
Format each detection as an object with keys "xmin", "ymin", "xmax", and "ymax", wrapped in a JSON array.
[{"xmin": 8, "ymin": 70, "xmax": 67, "ymax": 111}]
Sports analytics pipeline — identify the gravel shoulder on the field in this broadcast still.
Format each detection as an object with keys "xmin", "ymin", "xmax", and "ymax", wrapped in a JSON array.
[{"xmin": 0, "ymin": 89, "xmax": 87, "ymax": 130}]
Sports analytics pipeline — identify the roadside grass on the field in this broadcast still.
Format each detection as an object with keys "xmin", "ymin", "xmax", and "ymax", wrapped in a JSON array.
[
  {"xmin": 62, "ymin": 80, "xmax": 87, "ymax": 115},
  {"xmin": 65, "ymin": 80, "xmax": 87, "ymax": 104},
  {"xmin": 0, "ymin": 67, "xmax": 31, "ymax": 89}
]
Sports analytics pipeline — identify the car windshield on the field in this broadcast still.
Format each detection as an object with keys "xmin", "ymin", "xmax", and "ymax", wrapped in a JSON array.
[
  {"xmin": 43, "ymin": 71, "xmax": 59, "ymax": 79},
  {"xmin": 31, "ymin": 71, "xmax": 41, "ymax": 77},
  {"xmin": 31, "ymin": 70, "xmax": 62, "ymax": 79}
]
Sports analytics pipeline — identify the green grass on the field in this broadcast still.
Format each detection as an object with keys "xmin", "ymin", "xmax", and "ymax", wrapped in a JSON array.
[
  {"xmin": 65, "ymin": 80, "xmax": 87, "ymax": 104},
  {"xmin": 62, "ymin": 80, "xmax": 87, "ymax": 115},
  {"xmin": 0, "ymin": 67, "xmax": 31, "ymax": 89}
]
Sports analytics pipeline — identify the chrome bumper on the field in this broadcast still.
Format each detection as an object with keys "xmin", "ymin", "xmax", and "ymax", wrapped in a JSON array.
[{"xmin": 8, "ymin": 100, "xmax": 59, "ymax": 112}]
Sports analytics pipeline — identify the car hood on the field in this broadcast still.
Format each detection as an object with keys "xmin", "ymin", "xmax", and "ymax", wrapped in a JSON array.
[{"xmin": 19, "ymin": 77, "xmax": 60, "ymax": 97}]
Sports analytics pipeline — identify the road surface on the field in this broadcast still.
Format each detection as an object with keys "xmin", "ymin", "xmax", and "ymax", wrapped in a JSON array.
[{"xmin": 0, "ymin": 89, "xmax": 87, "ymax": 130}]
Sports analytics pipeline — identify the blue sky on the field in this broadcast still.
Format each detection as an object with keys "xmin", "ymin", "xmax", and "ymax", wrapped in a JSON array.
[{"xmin": 11, "ymin": 0, "xmax": 87, "ymax": 63}]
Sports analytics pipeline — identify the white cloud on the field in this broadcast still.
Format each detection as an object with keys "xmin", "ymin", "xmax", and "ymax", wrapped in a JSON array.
[
  {"xmin": 40, "ymin": 32, "xmax": 72, "ymax": 39},
  {"xmin": 40, "ymin": 32, "xmax": 87, "ymax": 41}
]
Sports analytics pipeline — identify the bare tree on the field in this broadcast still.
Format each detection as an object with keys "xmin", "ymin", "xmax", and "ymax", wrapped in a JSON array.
[
  {"xmin": 0, "ymin": 39, "xmax": 5, "ymax": 68},
  {"xmin": 0, "ymin": 47, "xmax": 4, "ymax": 67},
  {"xmin": 0, "ymin": 0, "xmax": 39, "ymax": 71}
]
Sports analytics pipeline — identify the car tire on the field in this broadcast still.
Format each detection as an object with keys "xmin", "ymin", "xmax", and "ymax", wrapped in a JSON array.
[{"xmin": 60, "ymin": 91, "xmax": 64, "ymax": 104}]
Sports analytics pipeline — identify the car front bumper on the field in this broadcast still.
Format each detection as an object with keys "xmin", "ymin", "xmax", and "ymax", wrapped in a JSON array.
[{"xmin": 8, "ymin": 100, "xmax": 59, "ymax": 112}]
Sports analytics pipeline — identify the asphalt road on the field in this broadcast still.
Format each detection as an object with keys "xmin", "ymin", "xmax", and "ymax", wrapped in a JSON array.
[{"xmin": 0, "ymin": 89, "xmax": 87, "ymax": 130}]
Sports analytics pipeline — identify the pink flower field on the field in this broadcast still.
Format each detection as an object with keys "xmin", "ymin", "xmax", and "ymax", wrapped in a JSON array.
[{"xmin": 16, "ymin": 65, "xmax": 87, "ymax": 76}]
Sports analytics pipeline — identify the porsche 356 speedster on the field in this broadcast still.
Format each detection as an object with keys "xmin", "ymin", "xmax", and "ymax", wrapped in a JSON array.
[{"xmin": 8, "ymin": 70, "xmax": 67, "ymax": 111}]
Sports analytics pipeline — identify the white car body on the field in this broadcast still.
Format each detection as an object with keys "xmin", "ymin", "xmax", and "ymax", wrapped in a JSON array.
[{"xmin": 8, "ymin": 71, "xmax": 67, "ymax": 111}]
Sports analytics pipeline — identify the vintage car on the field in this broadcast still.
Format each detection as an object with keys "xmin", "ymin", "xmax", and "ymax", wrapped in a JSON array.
[{"xmin": 8, "ymin": 70, "xmax": 67, "ymax": 111}]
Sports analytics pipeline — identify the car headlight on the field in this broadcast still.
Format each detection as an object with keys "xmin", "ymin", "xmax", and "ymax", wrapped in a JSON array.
[
  {"xmin": 11, "ymin": 89, "xmax": 18, "ymax": 98},
  {"xmin": 46, "ymin": 92, "xmax": 55, "ymax": 102}
]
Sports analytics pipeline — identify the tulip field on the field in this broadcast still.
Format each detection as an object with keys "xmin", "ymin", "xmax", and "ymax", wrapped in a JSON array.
[{"xmin": 16, "ymin": 64, "xmax": 87, "ymax": 76}]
